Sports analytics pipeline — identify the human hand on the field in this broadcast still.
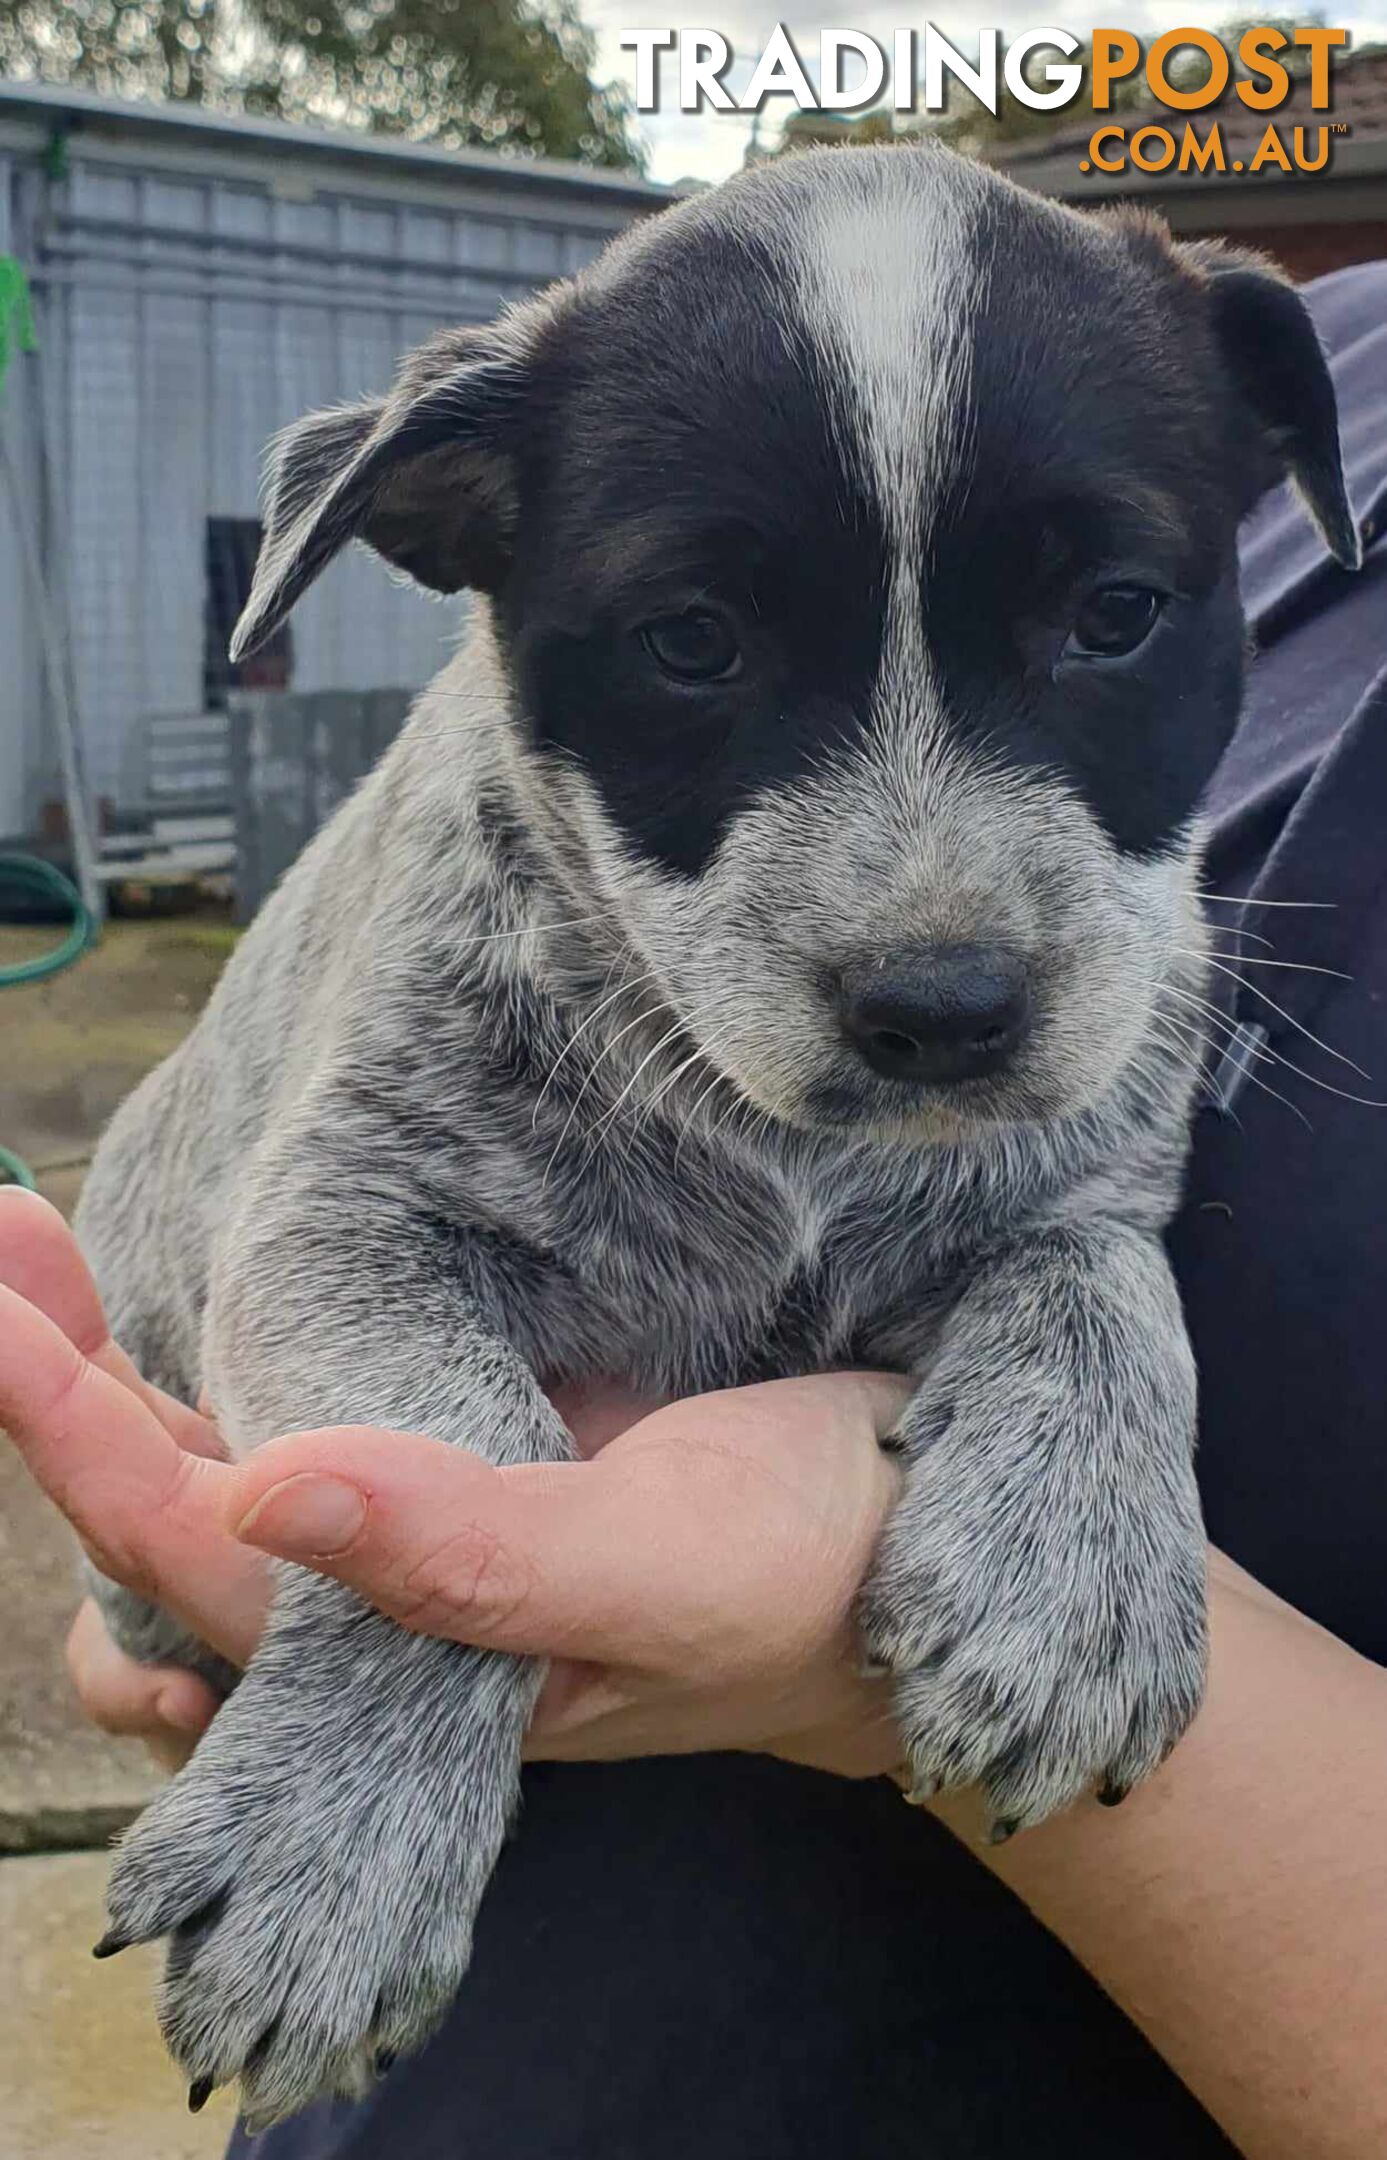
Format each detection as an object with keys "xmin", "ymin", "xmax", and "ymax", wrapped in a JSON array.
[
  {"xmin": 0, "ymin": 1189, "xmax": 270, "ymax": 1767},
  {"xmin": 229, "ymin": 1369, "xmax": 909, "ymax": 1775},
  {"xmin": 0, "ymin": 1189, "xmax": 909, "ymax": 1779}
]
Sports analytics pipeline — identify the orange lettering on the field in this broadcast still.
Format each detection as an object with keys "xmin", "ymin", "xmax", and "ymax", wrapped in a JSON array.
[
  {"xmin": 1147, "ymin": 27, "xmax": 1230, "ymax": 110},
  {"xmin": 1236, "ymin": 27, "xmax": 1290, "ymax": 110},
  {"xmin": 1091, "ymin": 28, "xmax": 1141, "ymax": 109}
]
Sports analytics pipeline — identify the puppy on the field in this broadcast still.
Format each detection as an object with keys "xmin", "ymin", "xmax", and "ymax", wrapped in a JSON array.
[{"xmin": 76, "ymin": 142, "xmax": 1358, "ymax": 2124}]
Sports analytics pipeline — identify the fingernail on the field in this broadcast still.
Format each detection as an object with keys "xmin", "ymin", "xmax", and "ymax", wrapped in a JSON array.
[
  {"xmin": 156, "ymin": 1688, "xmax": 212, "ymax": 1736},
  {"xmin": 235, "ymin": 1475, "xmax": 367, "ymax": 1557}
]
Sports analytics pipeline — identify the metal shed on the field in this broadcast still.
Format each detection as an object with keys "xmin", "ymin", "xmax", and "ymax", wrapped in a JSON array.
[{"xmin": 0, "ymin": 81, "xmax": 666, "ymax": 861}]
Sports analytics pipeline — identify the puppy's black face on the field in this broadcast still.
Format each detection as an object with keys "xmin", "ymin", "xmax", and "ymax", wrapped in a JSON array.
[
  {"xmin": 506, "ymin": 161, "xmax": 1249, "ymax": 881},
  {"xmin": 493, "ymin": 153, "xmax": 1264, "ymax": 1133},
  {"xmin": 236, "ymin": 146, "xmax": 1355, "ymax": 1139}
]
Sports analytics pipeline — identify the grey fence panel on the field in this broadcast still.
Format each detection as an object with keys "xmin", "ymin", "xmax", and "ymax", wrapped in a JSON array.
[
  {"xmin": 0, "ymin": 85, "xmax": 663, "ymax": 838},
  {"xmin": 229, "ymin": 687, "xmax": 412, "ymax": 920}
]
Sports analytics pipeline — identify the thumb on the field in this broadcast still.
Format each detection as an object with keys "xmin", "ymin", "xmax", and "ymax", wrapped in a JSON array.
[
  {"xmin": 226, "ymin": 1424, "xmax": 677, "ymax": 1665},
  {"xmin": 228, "ymin": 1374, "xmax": 906, "ymax": 1669}
]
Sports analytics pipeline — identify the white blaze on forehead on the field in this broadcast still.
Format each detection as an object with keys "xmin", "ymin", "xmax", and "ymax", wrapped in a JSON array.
[
  {"xmin": 799, "ymin": 164, "xmax": 977, "ymax": 518},
  {"xmin": 613, "ymin": 150, "xmax": 995, "ymax": 768},
  {"xmin": 751, "ymin": 152, "xmax": 990, "ymax": 728},
  {"xmin": 788, "ymin": 156, "xmax": 986, "ymax": 613}
]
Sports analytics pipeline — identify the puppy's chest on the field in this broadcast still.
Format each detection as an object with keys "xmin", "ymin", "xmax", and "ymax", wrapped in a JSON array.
[{"xmin": 529, "ymin": 1140, "xmax": 973, "ymax": 1393}]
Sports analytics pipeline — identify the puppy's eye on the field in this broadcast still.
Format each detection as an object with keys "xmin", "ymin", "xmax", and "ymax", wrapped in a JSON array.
[
  {"xmin": 1067, "ymin": 586, "xmax": 1163, "ymax": 660},
  {"xmin": 640, "ymin": 610, "xmax": 741, "ymax": 684}
]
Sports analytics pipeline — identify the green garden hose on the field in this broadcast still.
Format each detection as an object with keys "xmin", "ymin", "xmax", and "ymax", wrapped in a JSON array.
[
  {"xmin": 1, "ymin": 260, "xmax": 99, "ymax": 1186},
  {"xmin": 0, "ymin": 853, "xmax": 96, "ymax": 1189}
]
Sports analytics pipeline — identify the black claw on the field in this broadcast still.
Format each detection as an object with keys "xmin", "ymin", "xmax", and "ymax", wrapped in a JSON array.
[
  {"xmin": 1097, "ymin": 1777, "xmax": 1130, "ymax": 1808},
  {"xmin": 988, "ymin": 1816, "xmax": 1021, "ymax": 1846},
  {"xmin": 92, "ymin": 1930, "xmax": 131, "ymax": 1960},
  {"xmin": 188, "ymin": 2077, "xmax": 214, "ymax": 2114},
  {"xmin": 375, "ymin": 2049, "xmax": 397, "ymax": 2077}
]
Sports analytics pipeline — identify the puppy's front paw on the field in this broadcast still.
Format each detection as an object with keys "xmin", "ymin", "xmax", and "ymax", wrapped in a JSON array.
[
  {"xmin": 859, "ymin": 1397, "xmax": 1207, "ymax": 1835},
  {"xmin": 103, "ymin": 1632, "xmax": 534, "ymax": 2126}
]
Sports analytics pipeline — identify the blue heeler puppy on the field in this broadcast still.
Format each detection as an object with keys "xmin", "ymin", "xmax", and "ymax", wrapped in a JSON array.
[{"xmin": 75, "ymin": 143, "xmax": 1359, "ymax": 2126}]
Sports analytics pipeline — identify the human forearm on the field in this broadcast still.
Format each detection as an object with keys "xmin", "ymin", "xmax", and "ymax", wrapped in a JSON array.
[{"xmin": 933, "ymin": 1553, "xmax": 1387, "ymax": 2160}]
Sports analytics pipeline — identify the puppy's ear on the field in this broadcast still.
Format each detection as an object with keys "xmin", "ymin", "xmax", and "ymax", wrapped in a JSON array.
[
  {"xmin": 1180, "ymin": 240, "xmax": 1360, "ymax": 570},
  {"xmin": 230, "ymin": 311, "xmax": 544, "ymax": 661}
]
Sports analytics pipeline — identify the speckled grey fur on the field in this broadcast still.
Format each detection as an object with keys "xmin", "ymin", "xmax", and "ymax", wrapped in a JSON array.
[{"xmin": 72, "ymin": 143, "xmax": 1353, "ymax": 2125}]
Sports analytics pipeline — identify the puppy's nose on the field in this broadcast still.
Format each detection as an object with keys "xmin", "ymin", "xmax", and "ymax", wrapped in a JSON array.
[{"xmin": 839, "ymin": 946, "xmax": 1031, "ymax": 1085}]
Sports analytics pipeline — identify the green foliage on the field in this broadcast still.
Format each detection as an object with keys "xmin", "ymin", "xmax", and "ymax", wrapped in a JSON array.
[
  {"xmin": 775, "ymin": 108, "xmax": 897, "ymax": 153},
  {"xmin": 0, "ymin": 0, "xmax": 640, "ymax": 166}
]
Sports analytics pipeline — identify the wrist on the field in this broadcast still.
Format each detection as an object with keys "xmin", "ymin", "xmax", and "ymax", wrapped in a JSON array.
[{"xmin": 765, "ymin": 1674, "xmax": 907, "ymax": 1783}]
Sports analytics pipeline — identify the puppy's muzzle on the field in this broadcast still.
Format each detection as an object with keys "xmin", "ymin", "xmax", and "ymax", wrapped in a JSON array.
[{"xmin": 838, "ymin": 946, "xmax": 1031, "ymax": 1086}]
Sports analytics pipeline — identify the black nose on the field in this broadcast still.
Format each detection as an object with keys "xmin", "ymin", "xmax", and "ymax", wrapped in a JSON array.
[{"xmin": 839, "ymin": 946, "xmax": 1031, "ymax": 1086}]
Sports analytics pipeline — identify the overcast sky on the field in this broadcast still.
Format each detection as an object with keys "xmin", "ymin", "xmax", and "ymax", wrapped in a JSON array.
[{"xmin": 579, "ymin": 5, "xmax": 1387, "ymax": 182}]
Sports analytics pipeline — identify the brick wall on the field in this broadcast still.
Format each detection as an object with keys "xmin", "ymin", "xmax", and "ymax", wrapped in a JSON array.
[{"xmin": 1216, "ymin": 222, "xmax": 1387, "ymax": 281}]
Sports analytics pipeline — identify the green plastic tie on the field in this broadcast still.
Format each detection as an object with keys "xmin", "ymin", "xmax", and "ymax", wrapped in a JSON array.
[{"xmin": 0, "ymin": 256, "xmax": 38, "ymax": 399}]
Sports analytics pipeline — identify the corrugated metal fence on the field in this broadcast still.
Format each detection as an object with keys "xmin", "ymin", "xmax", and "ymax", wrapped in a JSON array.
[{"xmin": 0, "ymin": 90, "xmax": 659, "ymax": 842}]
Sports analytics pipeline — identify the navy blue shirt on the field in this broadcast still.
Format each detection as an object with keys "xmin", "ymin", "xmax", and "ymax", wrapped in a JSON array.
[{"xmin": 234, "ymin": 263, "xmax": 1387, "ymax": 2160}]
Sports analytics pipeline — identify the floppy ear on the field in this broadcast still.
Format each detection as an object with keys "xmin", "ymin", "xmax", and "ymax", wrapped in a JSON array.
[
  {"xmin": 1180, "ymin": 240, "xmax": 1361, "ymax": 570},
  {"xmin": 230, "ymin": 316, "xmax": 541, "ymax": 661}
]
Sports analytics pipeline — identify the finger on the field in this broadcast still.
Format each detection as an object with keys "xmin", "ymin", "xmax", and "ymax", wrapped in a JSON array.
[
  {"xmin": 0, "ymin": 1283, "xmax": 265, "ymax": 1665},
  {"xmin": 0, "ymin": 1190, "xmax": 224, "ymax": 1459},
  {"xmin": 65, "ymin": 1598, "xmax": 217, "ymax": 1742},
  {"xmin": 228, "ymin": 1428, "xmax": 566, "ymax": 1649},
  {"xmin": 228, "ymin": 1373, "xmax": 907, "ymax": 1667}
]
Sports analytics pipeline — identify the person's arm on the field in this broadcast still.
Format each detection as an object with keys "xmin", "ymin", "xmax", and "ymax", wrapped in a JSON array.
[
  {"xmin": 934, "ymin": 1553, "xmax": 1387, "ymax": 2160},
  {"xmin": 3, "ymin": 1189, "xmax": 1383, "ymax": 2159}
]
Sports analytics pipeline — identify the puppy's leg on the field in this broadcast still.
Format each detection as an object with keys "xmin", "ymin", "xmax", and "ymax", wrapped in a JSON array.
[
  {"xmin": 103, "ymin": 1199, "xmax": 573, "ymax": 2127},
  {"xmin": 74, "ymin": 1080, "xmax": 238, "ymax": 1693},
  {"xmin": 860, "ymin": 1223, "xmax": 1206, "ymax": 1833}
]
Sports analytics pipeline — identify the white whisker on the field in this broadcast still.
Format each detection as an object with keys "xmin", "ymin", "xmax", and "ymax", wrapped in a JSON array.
[
  {"xmin": 1199, "ymin": 892, "xmax": 1335, "ymax": 910},
  {"xmin": 542, "ymin": 1000, "xmax": 668, "ymax": 1186},
  {"xmin": 1199, "ymin": 958, "xmax": 1370, "ymax": 1078},
  {"xmin": 635, "ymin": 1033, "xmax": 726, "ymax": 1140},
  {"xmin": 1186, "ymin": 947, "xmax": 1351, "ymax": 982},
  {"xmin": 675, "ymin": 1057, "xmax": 741, "ymax": 1171},
  {"xmin": 590, "ymin": 1018, "xmax": 697, "ymax": 1151},
  {"xmin": 530, "ymin": 967, "xmax": 658, "ymax": 1134},
  {"xmin": 1160, "ymin": 983, "xmax": 1387, "ymax": 1112},
  {"xmin": 446, "ymin": 913, "xmax": 608, "ymax": 958},
  {"xmin": 1202, "ymin": 925, "xmax": 1274, "ymax": 949}
]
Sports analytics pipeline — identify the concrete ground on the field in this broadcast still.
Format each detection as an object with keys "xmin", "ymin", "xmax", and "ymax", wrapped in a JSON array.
[
  {"xmin": 1, "ymin": 910, "xmax": 240, "ymax": 2157},
  {"xmin": 3, "ymin": 1851, "xmax": 238, "ymax": 2156}
]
